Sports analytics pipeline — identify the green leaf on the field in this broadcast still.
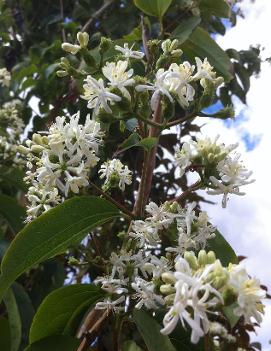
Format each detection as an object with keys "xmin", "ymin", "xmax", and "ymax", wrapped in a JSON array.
[
  {"xmin": 223, "ymin": 303, "xmax": 240, "ymax": 328},
  {"xmin": 0, "ymin": 316, "xmax": 11, "ymax": 351},
  {"xmin": 133, "ymin": 309, "xmax": 176, "ymax": 351},
  {"xmin": 0, "ymin": 166, "xmax": 27, "ymax": 192},
  {"xmin": 138, "ymin": 137, "xmax": 158, "ymax": 151},
  {"xmin": 134, "ymin": 0, "xmax": 173, "ymax": 19},
  {"xmin": 12, "ymin": 283, "xmax": 35, "ymax": 347},
  {"xmin": 29, "ymin": 284, "xmax": 103, "ymax": 343},
  {"xmin": 172, "ymin": 16, "xmax": 201, "ymax": 44},
  {"xmin": 208, "ymin": 230, "xmax": 238, "ymax": 266},
  {"xmin": 118, "ymin": 133, "xmax": 141, "ymax": 152},
  {"xmin": 199, "ymin": 0, "xmax": 231, "ymax": 19},
  {"xmin": 3, "ymin": 288, "xmax": 22, "ymax": 351},
  {"xmin": 123, "ymin": 340, "xmax": 143, "ymax": 351},
  {"xmin": 24, "ymin": 335, "xmax": 80, "ymax": 351},
  {"xmin": 181, "ymin": 27, "xmax": 233, "ymax": 81},
  {"xmin": 0, "ymin": 196, "xmax": 120, "ymax": 301},
  {"xmin": 0, "ymin": 194, "xmax": 26, "ymax": 233}
]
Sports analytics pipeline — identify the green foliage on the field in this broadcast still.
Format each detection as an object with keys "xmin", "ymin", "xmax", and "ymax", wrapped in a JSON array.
[
  {"xmin": 0, "ymin": 196, "xmax": 120, "ymax": 301},
  {"xmin": 3, "ymin": 288, "xmax": 22, "ymax": 351},
  {"xmin": 209, "ymin": 230, "xmax": 238, "ymax": 266},
  {"xmin": 181, "ymin": 27, "xmax": 233, "ymax": 81},
  {"xmin": 134, "ymin": 0, "xmax": 173, "ymax": 20},
  {"xmin": 29, "ymin": 284, "xmax": 103, "ymax": 343},
  {"xmin": 172, "ymin": 16, "xmax": 201, "ymax": 44},
  {"xmin": 0, "ymin": 194, "xmax": 26, "ymax": 233},
  {"xmin": 0, "ymin": 316, "xmax": 11, "ymax": 351},
  {"xmin": 24, "ymin": 335, "xmax": 80, "ymax": 351},
  {"xmin": 133, "ymin": 309, "xmax": 176, "ymax": 351}
]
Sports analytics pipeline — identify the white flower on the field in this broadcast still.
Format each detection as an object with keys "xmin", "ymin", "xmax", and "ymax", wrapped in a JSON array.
[
  {"xmin": 208, "ymin": 154, "xmax": 254, "ymax": 208},
  {"xmin": 193, "ymin": 57, "xmax": 216, "ymax": 81},
  {"xmin": 161, "ymin": 39, "xmax": 182, "ymax": 56},
  {"xmin": 95, "ymin": 295, "xmax": 126, "ymax": 313},
  {"xmin": 131, "ymin": 277, "xmax": 165, "ymax": 310},
  {"xmin": 228, "ymin": 265, "xmax": 266, "ymax": 324},
  {"xmin": 130, "ymin": 220, "xmax": 160, "ymax": 248},
  {"xmin": 167, "ymin": 207, "xmax": 215, "ymax": 256},
  {"xmin": 166, "ymin": 62, "xmax": 195, "ymax": 108},
  {"xmin": 0, "ymin": 68, "xmax": 11, "ymax": 87},
  {"xmin": 26, "ymin": 185, "xmax": 61, "ymax": 221},
  {"xmin": 23, "ymin": 113, "xmax": 103, "ymax": 216},
  {"xmin": 61, "ymin": 42, "xmax": 81, "ymax": 54},
  {"xmin": 109, "ymin": 251, "xmax": 132, "ymax": 279},
  {"xmin": 94, "ymin": 276, "xmax": 128, "ymax": 294},
  {"xmin": 145, "ymin": 202, "xmax": 178, "ymax": 230},
  {"xmin": 161, "ymin": 258, "xmax": 223, "ymax": 344},
  {"xmin": 174, "ymin": 142, "xmax": 193, "ymax": 176},
  {"xmin": 99, "ymin": 158, "xmax": 132, "ymax": 191},
  {"xmin": 81, "ymin": 76, "xmax": 121, "ymax": 115},
  {"xmin": 115, "ymin": 43, "xmax": 144, "ymax": 60},
  {"xmin": 102, "ymin": 60, "xmax": 135, "ymax": 100},
  {"xmin": 136, "ymin": 69, "xmax": 174, "ymax": 111}
]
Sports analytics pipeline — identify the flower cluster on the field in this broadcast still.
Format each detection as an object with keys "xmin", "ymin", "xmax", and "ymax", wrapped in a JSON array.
[
  {"xmin": 81, "ymin": 59, "xmax": 134, "ymax": 115},
  {"xmin": 175, "ymin": 136, "xmax": 254, "ymax": 207},
  {"xmin": 75, "ymin": 39, "xmax": 223, "ymax": 117},
  {"xmin": 160, "ymin": 251, "xmax": 265, "ymax": 343},
  {"xmin": 94, "ymin": 246, "xmax": 265, "ymax": 344},
  {"xmin": 0, "ymin": 67, "xmax": 11, "ymax": 87},
  {"xmin": 136, "ymin": 57, "xmax": 223, "ymax": 111},
  {"xmin": 19, "ymin": 112, "xmax": 103, "ymax": 221},
  {"xmin": 99, "ymin": 158, "xmax": 132, "ymax": 191},
  {"xmin": 0, "ymin": 99, "xmax": 25, "ymax": 166},
  {"xmin": 130, "ymin": 201, "xmax": 215, "ymax": 251}
]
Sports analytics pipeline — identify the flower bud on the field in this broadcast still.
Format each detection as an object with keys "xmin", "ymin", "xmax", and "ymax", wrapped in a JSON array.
[
  {"xmin": 161, "ymin": 272, "xmax": 176, "ymax": 285},
  {"xmin": 207, "ymin": 251, "xmax": 216, "ymax": 264},
  {"xmin": 184, "ymin": 251, "xmax": 198, "ymax": 270},
  {"xmin": 31, "ymin": 145, "xmax": 45, "ymax": 154},
  {"xmin": 32, "ymin": 133, "xmax": 44, "ymax": 145},
  {"xmin": 77, "ymin": 31, "xmax": 89, "ymax": 47},
  {"xmin": 99, "ymin": 37, "xmax": 112, "ymax": 53},
  {"xmin": 59, "ymin": 57, "xmax": 70, "ymax": 70},
  {"xmin": 198, "ymin": 250, "xmax": 208, "ymax": 266},
  {"xmin": 61, "ymin": 43, "xmax": 81, "ymax": 55},
  {"xmin": 56, "ymin": 70, "xmax": 68, "ymax": 77},
  {"xmin": 160, "ymin": 284, "xmax": 175, "ymax": 295},
  {"xmin": 17, "ymin": 145, "xmax": 30, "ymax": 154}
]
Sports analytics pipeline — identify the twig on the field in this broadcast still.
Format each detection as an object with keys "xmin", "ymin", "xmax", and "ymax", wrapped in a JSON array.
[
  {"xmin": 170, "ymin": 181, "xmax": 202, "ymax": 203},
  {"xmin": 81, "ymin": 0, "xmax": 114, "ymax": 33},
  {"xmin": 89, "ymin": 181, "xmax": 136, "ymax": 219},
  {"xmin": 59, "ymin": 0, "xmax": 67, "ymax": 42},
  {"xmin": 166, "ymin": 112, "xmax": 198, "ymax": 127},
  {"xmin": 76, "ymin": 309, "xmax": 109, "ymax": 351},
  {"xmin": 141, "ymin": 14, "xmax": 150, "ymax": 62}
]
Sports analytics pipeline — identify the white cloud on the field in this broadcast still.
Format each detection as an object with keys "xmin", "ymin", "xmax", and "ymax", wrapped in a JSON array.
[{"xmin": 196, "ymin": 0, "xmax": 271, "ymax": 348}]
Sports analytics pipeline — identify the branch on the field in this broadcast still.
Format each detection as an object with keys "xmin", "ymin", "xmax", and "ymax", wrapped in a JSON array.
[
  {"xmin": 170, "ymin": 181, "xmax": 202, "ymax": 203},
  {"xmin": 141, "ymin": 15, "xmax": 150, "ymax": 63},
  {"xmin": 133, "ymin": 99, "xmax": 163, "ymax": 216},
  {"xmin": 166, "ymin": 112, "xmax": 198, "ymax": 127},
  {"xmin": 89, "ymin": 181, "xmax": 136, "ymax": 219},
  {"xmin": 81, "ymin": 0, "xmax": 114, "ymax": 33},
  {"xmin": 59, "ymin": 0, "xmax": 67, "ymax": 42}
]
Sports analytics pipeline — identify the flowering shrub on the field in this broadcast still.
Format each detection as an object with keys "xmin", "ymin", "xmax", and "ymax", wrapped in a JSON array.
[{"xmin": 0, "ymin": 1, "xmax": 267, "ymax": 351}]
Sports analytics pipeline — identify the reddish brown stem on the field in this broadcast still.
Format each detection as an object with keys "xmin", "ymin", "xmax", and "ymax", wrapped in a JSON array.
[{"xmin": 133, "ymin": 100, "xmax": 163, "ymax": 216}]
